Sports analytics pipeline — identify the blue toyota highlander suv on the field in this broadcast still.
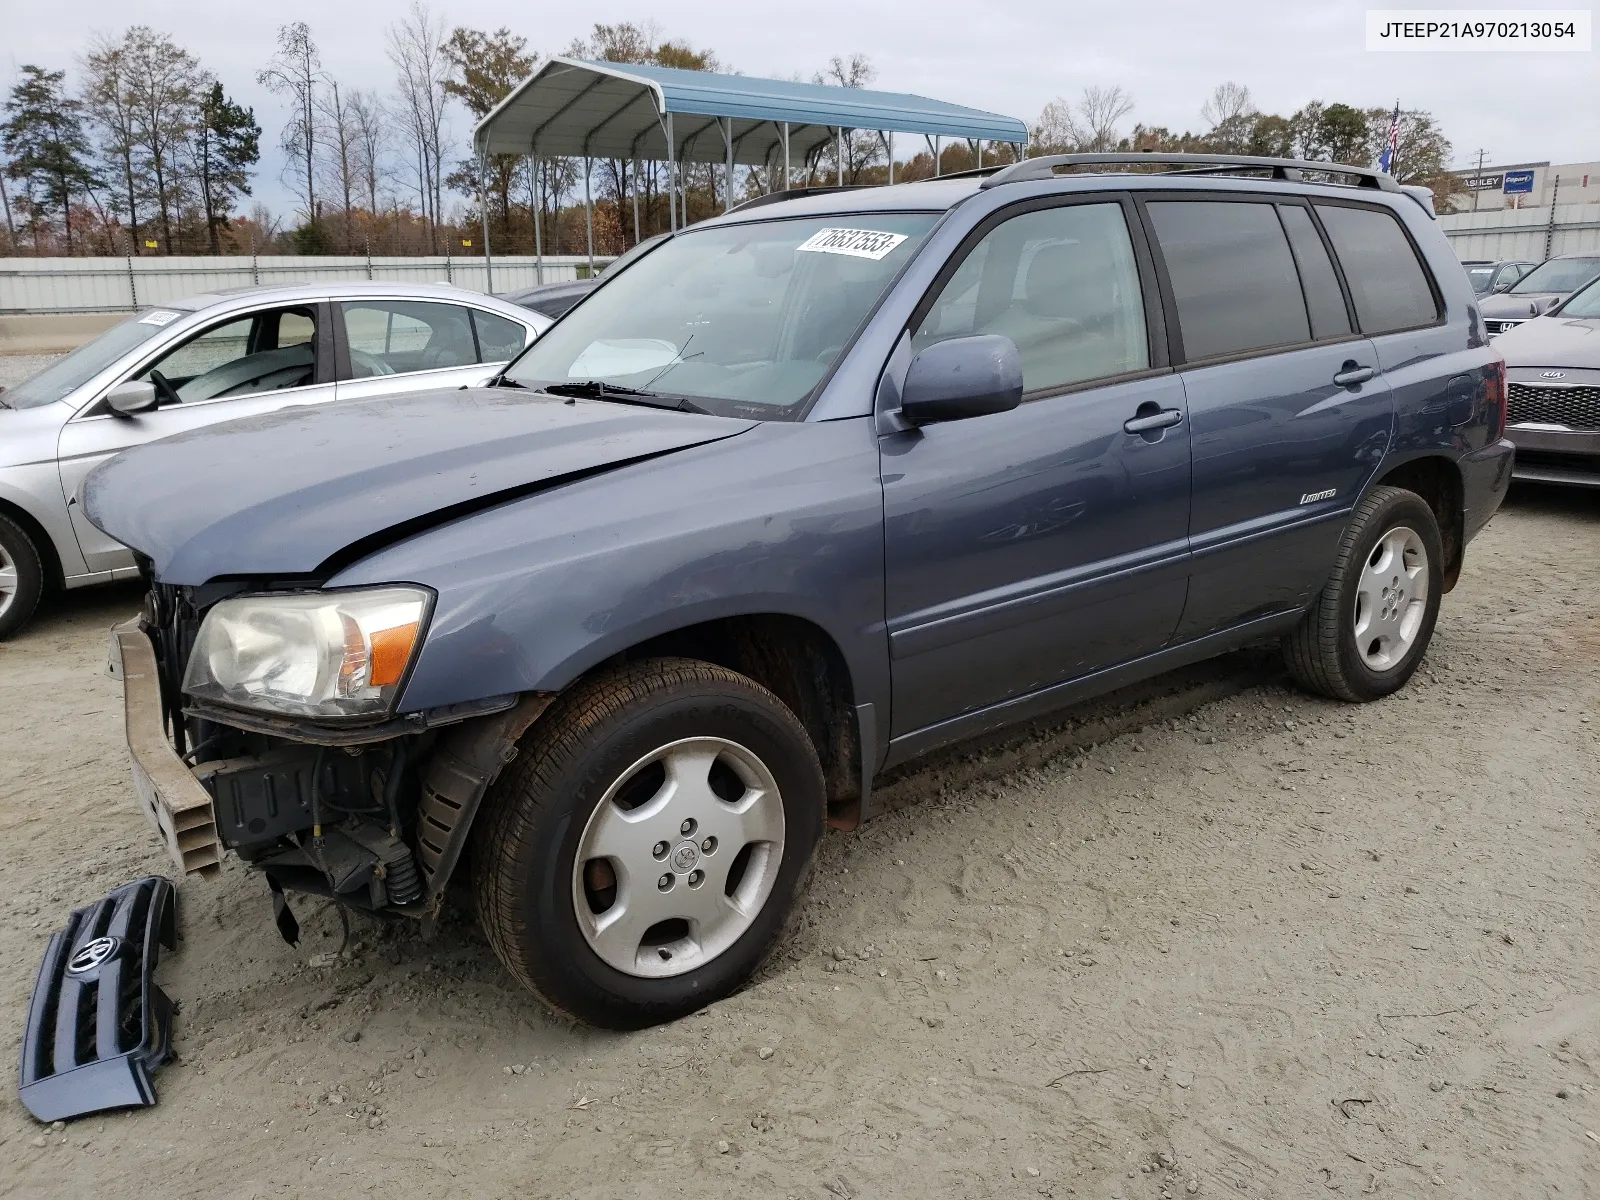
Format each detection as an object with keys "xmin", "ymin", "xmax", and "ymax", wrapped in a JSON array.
[{"xmin": 87, "ymin": 154, "xmax": 1512, "ymax": 1028}]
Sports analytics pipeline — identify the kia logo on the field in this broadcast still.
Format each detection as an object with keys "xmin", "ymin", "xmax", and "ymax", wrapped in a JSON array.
[{"xmin": 1540, "ymin": 371, "xmax": 1567, "ymax": 380}]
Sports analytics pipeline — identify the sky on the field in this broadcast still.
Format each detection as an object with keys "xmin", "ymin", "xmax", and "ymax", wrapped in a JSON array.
[{"xmin": 6, "ymin": 0, "xmax": 1597, "ymax": 219}]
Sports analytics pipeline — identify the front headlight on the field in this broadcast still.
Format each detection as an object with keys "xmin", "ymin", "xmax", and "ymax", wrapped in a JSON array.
[{"xmin": 182, "ymin": 587, "xmax": 433, "ymax": 721}]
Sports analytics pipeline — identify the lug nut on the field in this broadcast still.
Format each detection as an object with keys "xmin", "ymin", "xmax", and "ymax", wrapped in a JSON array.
[
  {"xmin": 701, "ymin": 836, "xmax": 717, "ymax": 854},
  {"xmin": 652, "ymin": 841, "xmax": 669, "ymax": 859},
  {"xmin": 687, "ymin": 870, "xmax": 704, "ymax": 887},
  {"xmin": 680, "ymin": 818, "xmax": 697, "ymax": 837},
  {"xmin": 657, "ymin": 873, "xmax": 674, "ymax": 891}
]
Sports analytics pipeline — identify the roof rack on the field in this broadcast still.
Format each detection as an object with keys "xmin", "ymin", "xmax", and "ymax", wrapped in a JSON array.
[{"xmin": 980, "ymin": 153, "xmax": 1401, "ymax": 193}]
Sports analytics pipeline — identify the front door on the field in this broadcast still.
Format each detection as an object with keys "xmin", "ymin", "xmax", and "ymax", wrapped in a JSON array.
[
  {"xmin": 57, "ymin": 302, "xmax": 337, "ymax": 572},
  {"xmin": 882, "ymin": 197, "xmax": 1191, "ymax": 739}
]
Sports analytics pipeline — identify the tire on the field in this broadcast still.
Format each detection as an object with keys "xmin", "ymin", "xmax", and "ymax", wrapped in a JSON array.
[
  {"xmin": 0, "ymin": 513, "xmax": 45, "ymax": 642},
  {"xmin": 472, "ymin": 657, "xmax": 826, "ymax": 1029},
  {"xmin": 1282, "ymin": 485, "xmax": 1444, "ymax": 702}
]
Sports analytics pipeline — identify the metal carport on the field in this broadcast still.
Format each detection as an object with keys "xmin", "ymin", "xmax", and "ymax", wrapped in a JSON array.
[{"xmin": 471, "ymin": 58, "xmax": 1029, "ymax": 288}]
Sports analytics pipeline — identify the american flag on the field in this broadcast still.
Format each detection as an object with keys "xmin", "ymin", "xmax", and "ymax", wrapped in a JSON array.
[{"xmin": 1377, "ymin": 103, "xmax": 1400, "ymax": 174}]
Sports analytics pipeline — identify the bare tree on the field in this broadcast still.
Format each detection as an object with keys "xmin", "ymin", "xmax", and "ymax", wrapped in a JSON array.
[
  {"xmin": 1034, "ymin": 86, "xmax": 1134, "ymax": 153},
  {"xmin": 317, "ymin": 79, "xmax": 357, "ymax": 250},
  {"xmin": 1200, "ymin": 82, "xmax": 1255, "ymax": 129},
  {"xmin": 82, "ymin": 32, "xmax": 144, "ymax": 251},
  {"xmin": 347, "ymin": 90, "xmax": 389, "ymax": 217},
  {"xmin": 814, "ymin": 54, "xmax": 881, "ymax": 183},
  {"xmin": 123, "ymin": 27, "xmax": 203, "ymax": 252},
  {"xmin": 257, "ymin": 22, "xmax": 323, "ymax": 227},
  {"xmin": 387, "ymin": 0, "xmax": 451, "ymax": 252}
]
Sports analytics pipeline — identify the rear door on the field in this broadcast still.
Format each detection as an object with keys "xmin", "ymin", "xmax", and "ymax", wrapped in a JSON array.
[
  {"xmin": 57, "ymin": 302, "xmax": 338, "ymax": 572},
  {"xmin": 334, "ymin": 299, "xmax": 537, "ymax": 401},
  {"xmin": 1138, "ymin": 195, "xmax": 1395, "ymax": 640}
]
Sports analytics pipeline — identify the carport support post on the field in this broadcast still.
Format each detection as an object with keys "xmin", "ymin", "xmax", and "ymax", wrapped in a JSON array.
[
  {"xmin": 934, "ymin": 135, "xmax": 942, "ymax": 177},
  {"xmin": 887, "ymin": 132, "xmax": 894, "ymax": 184},
  {"xmin": 666, "ymin": 112, "xmax": 678, "ymax": 232},
  {"xmin": 631, "ymin": 158, "xmax": 641, "ymax": 243},
  {"xmin": 723, "ymin": 117, "xmax": 734, "ymax": 213},
  {"xmin": 478, "ymin": 151, "xmax": 494, "ymax": 295},
  {"xmin": 782, "ymin": 122, "xmax": 791, "ymax": 190},
  {"xmin": 836, "ymin": 128, "xmax": 844, "ymax": 185},
  {"xmin": 531, "ymin": 149, "xmax": 545, "ymax": 285},
  {"xmin": 582, "ymin": 150, "xmax": 595, "ymax": 275}
]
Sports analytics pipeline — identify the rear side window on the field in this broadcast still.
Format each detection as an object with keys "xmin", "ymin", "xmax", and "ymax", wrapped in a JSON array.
[
  {"xmin": 1314, "ymin": 204, "xmax": 1440, "ymax": 333},
  {"xmin": 1277, "ymin": 206, "xmax": 1351, "ymax": 339},
  {"xmin": 342, "ymin": 300, "xmax": 478, "ymax": 378},
  {"xmin": 1147, "ymin": 201, "xmax": 1309, "ymax": 361},
  {"xmin": 471, "ymin": 309, "xmax": 529, "ymax": 362}
]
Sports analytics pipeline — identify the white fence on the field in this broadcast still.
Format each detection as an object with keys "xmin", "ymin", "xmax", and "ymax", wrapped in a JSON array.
[
  {"xmin": 1439, "ymin": 203, "xmax": 1600, "ymax": 261},
  {"xmin": 0, "ymin": 254, "xmax": 615, "ymax": 314}
]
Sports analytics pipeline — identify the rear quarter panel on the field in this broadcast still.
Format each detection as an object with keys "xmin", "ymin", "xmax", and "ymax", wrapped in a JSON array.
[{"xmin": 330, "ymin": 417, "xmax": 890, "ymax": 718}]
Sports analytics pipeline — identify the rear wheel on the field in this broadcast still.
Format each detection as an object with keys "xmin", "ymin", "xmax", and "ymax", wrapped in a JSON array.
[
  {"xmin": 1282, "ymin": 485, "xmax": 1443, "ymax": 702},
  {"xmin": 472, "ymin": 657, "xmax": 825, "ymax": 1028},
  {"xmin": 0, "ymin": 513, "xmax": 44, "ymax": 642}
]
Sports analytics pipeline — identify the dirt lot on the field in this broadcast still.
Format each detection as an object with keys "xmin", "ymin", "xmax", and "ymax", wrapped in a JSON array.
[{"xmin": 0, "ymin": 353, "xmax": 1596, "ymax": 1197}]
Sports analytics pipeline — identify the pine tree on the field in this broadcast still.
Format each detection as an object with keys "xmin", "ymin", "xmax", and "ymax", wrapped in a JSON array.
[
  {"xmin": 0, "ymin": 65, "xmax": 100, "ymax": 253},
  {"xmin": 192, "ymin": 81, "xmax": 259, "ymax": 253}
]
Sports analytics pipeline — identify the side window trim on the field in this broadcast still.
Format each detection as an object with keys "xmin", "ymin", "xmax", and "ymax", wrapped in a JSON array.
[
  {"xmin": 1133, "ymin": 189, "xmax": 1370, "ymax": 370},
  {"xmin": 903, "ymin": 190, "xmax": 1171, "ymax": 403},
  {"xmin": 1310, "ymin": 197, "xmax": 1446, "ymax": 334}
]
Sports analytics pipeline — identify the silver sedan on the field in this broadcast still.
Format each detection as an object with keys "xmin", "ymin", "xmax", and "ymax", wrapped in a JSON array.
[{"xmin": 0, "ymin": 282, "xmax": 550, "ymax": 638}]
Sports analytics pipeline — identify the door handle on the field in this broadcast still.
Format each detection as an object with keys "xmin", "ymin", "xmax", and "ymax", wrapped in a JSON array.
[
  {"xmin": 1123, "ymin": 408, "xmax": 1184, "ymax": 435},
  {"xmin": 1333, "ymin": 364, "xmax": 1376, "ymax": 387}
]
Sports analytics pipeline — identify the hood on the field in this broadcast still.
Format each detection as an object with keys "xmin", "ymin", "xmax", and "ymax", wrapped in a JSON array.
[
  {"xmin": 84, "ymin": 387, "xmax": 755, "ymax": 584},
  {"xmin": 1479, "ymin": 292, "xmax": 1565, "ymax": 319},
  {"xmin": 1493, "ymin": 314, "xmax": 1600, "ymax": 370}
]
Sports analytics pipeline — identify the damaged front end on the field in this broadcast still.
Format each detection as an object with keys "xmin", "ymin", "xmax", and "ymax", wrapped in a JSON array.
[{"xmin": 117, "ymin": 581, "xmax": 548, "ymax": 938}]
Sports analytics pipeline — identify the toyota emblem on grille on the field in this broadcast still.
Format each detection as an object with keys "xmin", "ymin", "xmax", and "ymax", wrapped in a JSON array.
[
  {"xmin": 66, "ymin": 936, "xmax": 123, "ymax": 977},
  {"xmin": 1541, "ymin": 371, "xmax": 1567, "ymax": 380}
]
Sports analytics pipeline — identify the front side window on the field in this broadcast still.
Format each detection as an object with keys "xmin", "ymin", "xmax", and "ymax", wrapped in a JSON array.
[
  {"xmin": 342, "ymin": 301, "xmax": 478, "ymax": 378},
  {"xmin": 1508, "ymin": 256, "xmax": 1600, "ymax": 295},
  {"xmin": 502, "ymin": 213, "xmax": 937, "ymax": 418},
  {"xmin": 139, "ymin": 306, "xmax": 317, "ymax": 402},
  {"xmin": 1147, "ymin": 200, "xmax": 1310, "ymax": 361},
  {"xmin": 1314, "ymin": 204, "xmax": 1440, "ymax": 333},
  {"xmin": 912, "ymin": 202, "xmax": 1149, "ymax": 393}
]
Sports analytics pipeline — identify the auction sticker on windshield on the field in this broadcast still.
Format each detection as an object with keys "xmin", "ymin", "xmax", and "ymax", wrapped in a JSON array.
[
  {"xmin": 138, "ymin": 310, "xmax": 182, "ymax": 326},
  {"xmin": 796, "ymin": 228, "xmax": 910, "ymax": 260}
]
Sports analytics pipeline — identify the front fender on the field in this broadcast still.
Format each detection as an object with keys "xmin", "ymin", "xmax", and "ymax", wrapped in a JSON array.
[{"xmin": 331, "ymin": 417, "xmax": 890, "ymax": 720}]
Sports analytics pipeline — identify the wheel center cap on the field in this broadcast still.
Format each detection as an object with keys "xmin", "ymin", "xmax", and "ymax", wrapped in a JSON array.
[{"xmin": 670, "ymin": 842, "xmax": 699, "ymax": 873}]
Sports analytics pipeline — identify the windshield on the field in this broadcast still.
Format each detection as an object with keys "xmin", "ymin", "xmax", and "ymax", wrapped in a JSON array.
[
  {"xmin": 503, "ymin": 213, "xmax": 938, "ymax": 418},
  {"xmin": 1559, "ymin": 277, "xmax": 1600, "ymax": 319},
  {"xmin": 1510, "ymin": 257, "xmax": 1600, "ymax": 295},
  {"xmin": 2, "ymin": 310, "xmax": 185, "ymax": 409},
  {"xmin": 1466, "ymin": 266, "xmax": 1495, "ymax": 294}
]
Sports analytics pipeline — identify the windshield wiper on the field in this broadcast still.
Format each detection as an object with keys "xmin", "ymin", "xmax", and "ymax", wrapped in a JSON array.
[
  {"xmin": 540, "ymin": 380, "xmax": 708, "ymax": 414},
  {"xmin": 485, "ymin": 373, "xmax": 526, "ymax": 388}
]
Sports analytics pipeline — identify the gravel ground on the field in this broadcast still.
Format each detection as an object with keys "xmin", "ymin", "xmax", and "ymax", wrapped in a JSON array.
[{"xmin": 0, "ymin": 475, "xmax": 1597, "ymax": 1199}]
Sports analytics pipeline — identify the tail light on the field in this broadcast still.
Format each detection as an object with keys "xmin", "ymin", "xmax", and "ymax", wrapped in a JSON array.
[{"xmin": 1484, "ymin": 355, "xmax": 1507, "ymax": 440}]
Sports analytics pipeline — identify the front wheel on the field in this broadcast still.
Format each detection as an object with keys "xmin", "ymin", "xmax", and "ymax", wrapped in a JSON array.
[
  {"xmin": 0, "ymin": 513, "xmax": 45, "ymax": 642},
  {"xmin": 472, "ymin": 658, "xmax": 825, "ymax": 1028},
  {"xmin": 1282, "ymin": 485, "xmax": 1444, "ymax": 702}
]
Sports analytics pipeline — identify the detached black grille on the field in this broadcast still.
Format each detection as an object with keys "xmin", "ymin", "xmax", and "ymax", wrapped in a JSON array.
[{"xmin": 1508, "ymin": 382, "xmax": 1600, "ymax": 431}]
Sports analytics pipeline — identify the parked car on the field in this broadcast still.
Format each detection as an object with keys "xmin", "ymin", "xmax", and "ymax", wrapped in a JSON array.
[
  {"xmin": 504, "ymin": 233, "xmax": 671, "ymax": 320},
  {"xmin": 1491, "ymin": 274, "xmax": 1600, "ymax": 485},
  {"xmin": 1461, "ymin": 258, "xmax": 1534, "ymax": 297},
  {"xmin": 0, "ymin": 283, "xmax": 549, "ymax": 639},
  {"xmin": 1478, "ymin": 253, "xmax": 1600, "ymax": 335},
  {"xmin": 85, "ymin": 154, "xmax": 1511, "ymax": 1030}
]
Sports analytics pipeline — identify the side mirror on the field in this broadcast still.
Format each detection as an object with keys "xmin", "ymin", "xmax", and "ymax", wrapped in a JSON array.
[
  {"xmin": 105, "ymin": 380, "xmax": 160, "ymax": 417},
  {"xmin": 899, "ymin": 334, "xmax": 1023, "ymax": 426}
]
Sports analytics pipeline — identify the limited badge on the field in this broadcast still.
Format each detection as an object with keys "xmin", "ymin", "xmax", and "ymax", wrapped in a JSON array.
[{"xmin": 795, "ymin": 228, "xmax": 909, "ymax": 261}]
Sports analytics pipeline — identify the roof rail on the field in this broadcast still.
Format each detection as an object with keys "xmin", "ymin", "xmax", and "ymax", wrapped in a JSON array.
[
  {"xmin": 727, "ymin": 185, "xmax": 873, "ymax": 214},
  {"xmin": 979, "ymin": 153, "xmax": 1401, "ymax": 193}
]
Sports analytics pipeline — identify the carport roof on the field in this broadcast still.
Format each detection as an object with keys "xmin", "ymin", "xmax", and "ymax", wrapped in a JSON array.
[{"xmin": 472, "ymin": 58, "xmax": 1029, "ymax": 167}]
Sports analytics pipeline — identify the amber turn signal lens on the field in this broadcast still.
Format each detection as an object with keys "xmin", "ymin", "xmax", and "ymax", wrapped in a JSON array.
[{"xmin": 368, "ymin": 621, "xmax": 420, "ymax": 688}]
